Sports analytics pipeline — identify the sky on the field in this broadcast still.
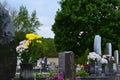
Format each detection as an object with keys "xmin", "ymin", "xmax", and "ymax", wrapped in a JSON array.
[{"xmin": 0, "ymin": 0, "xmax": 60, "ymax": 38}]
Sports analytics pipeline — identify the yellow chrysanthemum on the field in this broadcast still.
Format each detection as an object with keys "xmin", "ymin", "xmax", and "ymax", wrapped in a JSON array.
[
  {"xmin": 36, "ymin": 40, "xmax": 42, "ymax": 44},
  {"xmin": 35, "ymin": 35, "xmax": 42, "ymax": 39},
  {"xmin": 26, "ymin": 33, "xmax": 42, "ymax": 40},
  {"xmin": 25, "ymin": 41, "xmax": 31, "ymax": 47},
  {"xmin": 26, "ymin": 33, "xmax": 36, "ymax": 40}
]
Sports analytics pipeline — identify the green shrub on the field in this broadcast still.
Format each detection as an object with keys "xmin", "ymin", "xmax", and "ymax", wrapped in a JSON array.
[
  {"xmin": 76, "ymin": 71, "xmax": 89, "ymax": 77},
  {"xmin": 35, "ymin": 72, "xmax": 44, "ymax": 77},
  {"xmin": 15, "ymin": 73, "xmax": 20, "ymax": 78},
  {"xmin": 48, "ymin": 72, "xmax": 57, "ymax": 77},
  {"xmin": 34, "ymin": 72, "xmax": 57, "ymax": 78},
  {"xmin": 65, "ymin": 78, "xmax": 70, "ymax": 80}
]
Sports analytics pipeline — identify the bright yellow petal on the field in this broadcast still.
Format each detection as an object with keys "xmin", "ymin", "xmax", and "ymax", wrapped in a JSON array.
[
  {"xmin": 36, "ymin": 40, "xmax": 42, "ymax": 44},
  {"xmin": 25, "ymin": 41, "xmax": 31, "ymax": 46}
]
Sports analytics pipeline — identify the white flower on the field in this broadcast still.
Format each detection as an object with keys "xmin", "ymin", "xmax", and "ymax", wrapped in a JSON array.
[
  {"xmin": 16, "ymin": 40, "xmax": 28, "ymax": 53},
  {"xmin": 88, "ymin": 52, "xmax": 101, "ymax": 62},
  {"xmin": 96, "ymin": 54, "xmax": 101, "ymax": 61},
  {"xmin": 19, "ymin": 40, "xmax": 27, "ymax": 45},
  {"xmin": 16, "ymin": 45, "xmax": 28, "ymax": 53},
  {"xmin": 101, "ymin": 58, "xmax": 108, "ymax": 64}
]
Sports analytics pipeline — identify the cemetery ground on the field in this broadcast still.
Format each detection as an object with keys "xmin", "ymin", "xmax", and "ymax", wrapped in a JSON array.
[
  {"xmin": 13, "ymin": 52, "xmax": 120, "ymax": 80},
  {"xmin": 1, "ymin": 1, "xmax": 120, "ymax": 80}
]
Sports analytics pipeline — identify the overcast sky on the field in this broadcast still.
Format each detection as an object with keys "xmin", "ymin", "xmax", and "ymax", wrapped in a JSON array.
[{"xmin": 0, "ymin": 0, "xmax": 60, "ymax": 38}]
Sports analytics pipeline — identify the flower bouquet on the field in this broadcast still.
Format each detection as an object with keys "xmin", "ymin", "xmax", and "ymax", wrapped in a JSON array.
[
  {"xmin": 87, "ymin": 52, "xmax": 101, "ymax": 75},
  {"xmin": 87, "ymin": 52, "xmax": 101, "ymax": 63},
  {"xmin": 16, "ymin": 33, "xmax": 42, "ymax": 63},
  {"xmin": 101, "ymin": 57, "xmax": 108, "ymax": 73},
  {"xmin": 101, "ymin": 58, "xmax": 108, "ymax": 66}
]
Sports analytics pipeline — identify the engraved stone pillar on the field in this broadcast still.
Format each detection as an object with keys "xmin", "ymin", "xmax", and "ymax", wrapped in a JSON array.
[
  {"xmin": 94, "ymin": 35, "xmax": 102, "ymax": 56},
  {"xmin": 114, "ymin": 50, "xmax": 119, "ymax": 64},
  {"xmin": 106, "ymin": 43, "xmax": 114, "ymax": 80},
  {"xmin": 106, "ymin": 43, "xmax": 112, "ymax": 57},
  {"xmin": 59, "ymin": 51, "xmax": 75, "ymax": 80},
  {"xmin": 0, "ymin": 3, "xmax": 17, "ymax": 80},
  {"xmin": 93, "ymin": 35, "xmax": 102, "ymax": 76},
  {"xmin": 114, "ymin": 50, "xmax": 119, "ymax": 71}
]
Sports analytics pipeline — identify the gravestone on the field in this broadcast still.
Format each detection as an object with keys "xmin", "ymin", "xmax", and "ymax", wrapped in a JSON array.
[
  {"xmin": 114, "ymin": 50, "xmax": 119, "ymax": 71},
  {"xmin": 106, "ymin": 43, "xmax": 115, "ymax": 80},
  {"xmin": 106, "ymin": 43, "xmax": 113, "ymax": 72},
  {"xmin": 114, "ymin": 50, "xmax": 119, "ymax": 64},
  {"xmin": 94, "ymin": 35, "xmax": 102, "ymax": 56},
  {"xmin": 93, "ymin": 35, "xmax": 102, "ymax": 76},
  {"xmin": 59, "ymin": 51, "xmax": 75, "ymax": 80},
  {"xmin": 0, "ymin": 3, "xmax": 17, "ymax": 80},
  {"xmin": 106, "ymin": 43, "xmax": 112, "ymax": 57}
]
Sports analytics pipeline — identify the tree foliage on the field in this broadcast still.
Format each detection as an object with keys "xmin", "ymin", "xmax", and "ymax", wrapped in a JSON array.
[
  {"xmin": 52, "ymin": 0, "xmax": 120, "ymax": 57},
  {"xmin": 40, "ymin": 38, "xmax": 57, "ymax": 57},
  {"xmin": 13, "ymin": 6, "xmax": 41, "ymax": 44},
  {"xmin": 14, "ymin": 6, "xmax": 40, "ymax": 33}
]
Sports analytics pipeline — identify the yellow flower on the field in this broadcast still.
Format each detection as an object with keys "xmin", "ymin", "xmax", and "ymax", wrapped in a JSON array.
[
  {"xmin": 80, "ymin": 65, "xmax": 84, "ymax": 68},
  {"xmin": 35, "ymin": 35, "xmax": 42, "ymax": 39},
  {"xmin": 16, "ymin": 33, "xmax": 43, "ymax": 63},
  {"xmin": 36, "ymin": 40, "xmax": 42, "ymax": 44},
  {"xmin": 26, "ymin": 33, "xmax": 36, "ymax": 40},
  {"xmin": 26, "ymin": 33, "xmax": 42, "ymax": 40},
  {"xmin": 25, "ymin": 40, "xmax": 31, "ymax": 47}
]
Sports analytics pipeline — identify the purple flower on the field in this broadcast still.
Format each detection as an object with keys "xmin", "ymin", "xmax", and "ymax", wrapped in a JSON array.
[
  {"xmin": 45, "ymin": 72, "xmax": 64, "ymax": 80},
  {"xmin": 76, "ymin": 76, "xmax": 81, "ymax": 80}
]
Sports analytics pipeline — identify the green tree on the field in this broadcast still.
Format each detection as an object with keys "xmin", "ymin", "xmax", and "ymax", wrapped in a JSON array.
[
  {"xmin": 52, "ymin": 0, "xmax": 120, "ymax": 58},
  {"xmin": 40, "ymin": 38, "xmax": 57, "ymax": 57},
  {"xmin": 14, "ymin": 6, "xmax": 40, "ymax": 33},
  {"xmin": 13, "ymin": 6, "xmax": 41, "ymax": 44}
]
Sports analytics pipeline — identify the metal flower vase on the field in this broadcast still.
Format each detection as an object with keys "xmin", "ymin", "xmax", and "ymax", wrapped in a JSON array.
[{"xmin": 20, "ymin": 63, "xmax": 34, "ymax": 80}]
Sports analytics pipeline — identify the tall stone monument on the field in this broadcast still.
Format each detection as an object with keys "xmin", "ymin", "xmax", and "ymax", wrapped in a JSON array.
[
  {"xmin": 0, "ymin": 3, "xmax": 17, "ymax": 80},
  {"xmin": 114, "ymin": 50, "xmax": 119, "ymax": 71},
  {"xmin": 59, "ymin": 51, "xmax": 75, "ymax": 80},
  {"xmin": 94, "ymin": 35, "xmax": 102, "ymax": 56},
  {"xmin": 114, "ymin": 50, "xmax": 119, "ymax": 64},
  {"xmin": 93, "ymin": 35, "xmax": 102, "ymax": 76},
  {"xmin": 106, "ymin": 43, "xmax": 112, "ymax": 56},
  {"xmin": 106, "ymin": 43, "xmax": 115, "ymax": 80}
]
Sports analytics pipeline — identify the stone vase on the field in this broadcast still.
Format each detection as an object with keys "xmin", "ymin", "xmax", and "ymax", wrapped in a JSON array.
[
  {"xmin": 102, "ymin": 65, "xmax": 106, "ymax": 73},
  {"xmin": 89, "ymin": 63, "xmax": 96, "ymax": 76},
  {"xmin": 20, "ymin": 63, "xmax": 34, "ymax": 80},
  {"xmin": 101, "ymin": 65, "xmax": 106, "ymax": 76}
]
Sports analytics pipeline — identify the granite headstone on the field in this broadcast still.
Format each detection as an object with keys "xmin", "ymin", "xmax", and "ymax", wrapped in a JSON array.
[
  {"xmin": 59, "ymin": 51, "xmax": 75, "ymax": 80},
  {"xmin": 0, "ymin": 3, "xmax": 17, "ymax": 80}
]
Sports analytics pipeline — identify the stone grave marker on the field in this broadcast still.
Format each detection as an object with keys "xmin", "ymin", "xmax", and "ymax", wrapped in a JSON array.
[
  {"xmin": 0, "ymin": 3, "xmax": 17, "ymax": 80},
  {"xmin": 93, "ymin": 35, "xmax": 102, "ymax": 76},
  {"xmin": 94, "ymin": 35, "xmax": 102, "ymax": 56},
  {"xmin": 106, "ymin": 43, "xmax": 112, "ymax": 57},
  {"xmin": 114, "ymin": 50, "xmax": 119, "ymax": 71},
  {"xmin": 106, "ymin": 43, "xmax": 115, "ymax": 80},
  {"xmin": 59, "ymin": 51, "xmax": 75, "ymax": 80},
  {"xmin": 114, "ymin": 50, "xmax": 119, "ymax": 64}
]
